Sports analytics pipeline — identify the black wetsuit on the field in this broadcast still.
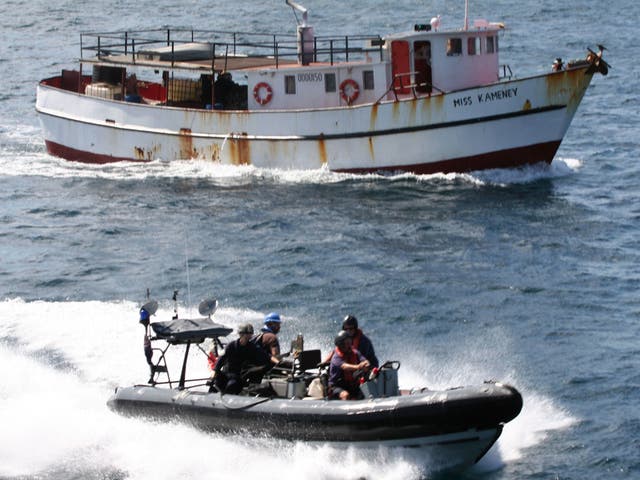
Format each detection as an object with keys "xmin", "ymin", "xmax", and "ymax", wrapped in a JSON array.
[{"xmin": 214, "ymin": 339, "xmax": 271, "ymax": 394}]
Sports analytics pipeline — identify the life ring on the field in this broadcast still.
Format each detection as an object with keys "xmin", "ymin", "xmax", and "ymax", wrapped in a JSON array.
[
  {"xmin": 253, "ymin": 82, "xmax": 273, "ymax": 105},
  {"xmin": 339, "ymin": 78, "xmax": 360, "ymax": 104}
]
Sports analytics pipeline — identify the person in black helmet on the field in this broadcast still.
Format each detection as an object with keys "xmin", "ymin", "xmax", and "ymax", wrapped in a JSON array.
[
  {"xmin": 323, "ymin": 315, "xmax": 379, "ymax": 368},
  {"xmin": 328, "ymin": 330, "xmax": 370, "ymax": 400},
  {"xmin": 341, "ymin": 315, "xmax": 379, "ymax": 368},
  {"xmin": 213, "ymin": 323, "xmax": 271, "ymax": 394}
]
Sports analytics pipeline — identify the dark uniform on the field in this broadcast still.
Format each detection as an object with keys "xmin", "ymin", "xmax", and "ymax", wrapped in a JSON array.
[
  {"xmin": 351, "ymin": 329, "xmax": 379, "ymax": 368},
  {"xmin": 214, "ymin": 337, "xmax": 271, "ymax": 394}
]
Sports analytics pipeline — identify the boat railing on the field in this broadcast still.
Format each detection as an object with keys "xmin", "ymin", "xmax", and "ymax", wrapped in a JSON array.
[
  {"xmin": 377, "ymin": 71, "xmax": 444, "ymax": 103},
  {"xmin": 312, "ymin": 35, "xmax": 384, "ymax": 65},
  {"xmin": 80, "ymin": 29, "xmax": 384, "ymax": 69}
]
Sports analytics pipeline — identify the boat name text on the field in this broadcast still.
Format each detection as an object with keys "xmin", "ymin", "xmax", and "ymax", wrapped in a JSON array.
[
  {"xmin": 297, "ymin": 73, "xmax": 324, "ymax": 82},
  {"xmin": 453, "ymin": 88, "xmax": 518, "ymax": 108}
]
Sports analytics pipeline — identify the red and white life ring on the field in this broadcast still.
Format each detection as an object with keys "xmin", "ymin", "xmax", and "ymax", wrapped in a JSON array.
[
  {"xmin": 339, "ymin": 78, "xmax": 360, "ymax": 104},
  {"xmin": 253, "ymin": 82, "xmax": 273, "ymax": 105}
]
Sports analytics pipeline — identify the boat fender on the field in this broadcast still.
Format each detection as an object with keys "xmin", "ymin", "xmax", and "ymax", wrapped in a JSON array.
[
  {"xmin": 253, "ymin": 82, "xmax": 273, "ymax": 105},
  {"xmin": 339, "ymin": 79, "xmax": 360, "ymax": 105}
]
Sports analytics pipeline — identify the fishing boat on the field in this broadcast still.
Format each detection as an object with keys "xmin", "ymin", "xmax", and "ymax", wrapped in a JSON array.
[
  {"xmin": 36, "ymin": 1, "xmax": 608, "ymax": 174},
  {"xmin": 107, "ymin": 296, "xmax": 523, "ymax": 472}
]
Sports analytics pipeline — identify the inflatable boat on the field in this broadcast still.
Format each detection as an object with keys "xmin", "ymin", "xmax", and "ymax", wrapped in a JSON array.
[{"xmin": 107, "ymin": 297, "xmax": 522, "ymax": 471}]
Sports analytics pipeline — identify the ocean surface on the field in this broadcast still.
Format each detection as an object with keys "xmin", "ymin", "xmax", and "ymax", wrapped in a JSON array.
[{"xmin": 1, "ymin": 0, "xmax": 638, "ymax": 479}]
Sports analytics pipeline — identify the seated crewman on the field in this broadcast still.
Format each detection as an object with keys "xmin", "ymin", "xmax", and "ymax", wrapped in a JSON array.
[
  {"xmin": 323, "ymin": 315, "xmax": 379, "ymax": 368},
  {"xmin": 213, "ymin": 323, "xmax": 271, "ymax": 395},
  {"xmin": 328, "ymin": 330, "xmax": 370, "ymax": 400}
]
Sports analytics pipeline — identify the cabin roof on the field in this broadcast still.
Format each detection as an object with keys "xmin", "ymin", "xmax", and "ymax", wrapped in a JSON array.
[{"xmin": 151, "ymin": 317, "xmax": 233, "ymax": 344}]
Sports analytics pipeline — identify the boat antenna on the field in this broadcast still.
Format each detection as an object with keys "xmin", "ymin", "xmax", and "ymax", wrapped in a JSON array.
[
  {"xmin": 464, "ymin": 0, "xmax": 469, "ymax": 31},
  {"xmin": 184, "ymin": 234, "xmax": 192, "ymax": 310},
  {"xmin": 286, "ymin": 0, "xmax": 308, "ymax": 27},
  {"xmin": 172, "ymin": 290, "xmax": 179, "ymax": 319}
]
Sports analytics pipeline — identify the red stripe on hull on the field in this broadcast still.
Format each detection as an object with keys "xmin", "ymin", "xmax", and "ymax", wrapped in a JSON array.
[
  {"xmin": 45, "ymin": 140, "xmax": 142, "ymax": 164},
  {"xmin": 335, "ymin": 141, "xmax": 562, "ymax": 175},
  {"xmin": 45, "ymin": 138, "xmax": 562, "ymax": 174}
]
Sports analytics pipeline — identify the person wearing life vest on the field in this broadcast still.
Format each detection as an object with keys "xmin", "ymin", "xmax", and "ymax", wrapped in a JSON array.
[
  {"xmin": 328, "ymin": 330, "xmax": 370, "ymax": 400},
  {"xmin": 323, "ymin": 315, "xmax": 379, "ymax": 368},
  {"xmin": 341, "ymin": 315, "xmax": 379, "ymax": 368}
]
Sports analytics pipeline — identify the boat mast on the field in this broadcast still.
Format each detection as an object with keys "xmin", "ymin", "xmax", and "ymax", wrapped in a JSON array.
[
  {"xmin": 286, "ymin": 0, "xmax": 308, "ymax": 26},
  {"xmin": 464, "ymin": 0, "xmax": 469, "ymax": 30},
  {"xmin": 286, "ymin": 0, "xmax": 314, "ymax": 66}
]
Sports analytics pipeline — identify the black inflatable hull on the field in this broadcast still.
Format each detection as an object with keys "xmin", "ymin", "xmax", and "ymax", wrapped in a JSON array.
[{"xmin": 108, "ymin": 381, "xmax": 521, "ymax": 467}]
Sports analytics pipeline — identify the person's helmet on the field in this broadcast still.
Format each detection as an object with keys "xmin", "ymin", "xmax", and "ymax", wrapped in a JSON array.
[
  {"xmin": 264, "ymin": 312, "xmax": 281, "ymax": 324},
  {"xmin": 342, "ymin": 315, "xmax": 358, "ymax": 330},
  {"xmin": 237, "ymin": 323, "xmax": 254, "ymax": 335},
  {"xmin": 139, "ymin": 308, "xmax": 150, "ymax": 325},
  {"xmin": 334, "ymin": 330, "xmax": 351, "ymax": 347}
]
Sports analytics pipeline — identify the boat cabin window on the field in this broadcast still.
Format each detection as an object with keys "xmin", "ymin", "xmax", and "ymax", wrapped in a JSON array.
[
  {"xmin": 446, "ymin": 38, "xmax": 462, "ymax": 56},
  {"xmin": 363, "ymin": 70, "xmax": 374, "ymax": 90},
  {"xmin": 325, "ymin": 73, "xmax": 336, "ymax": 92},
  {"xmin": 486, "ymin": 36, "xmax": 498, "ymax": 54},
  {"xmin": 467, "ymin": 37, "xmax": 481, "ymax": 55},
  {"xmin": 285, "ymin": 75, "xmax": 296, "ymax": 94}
]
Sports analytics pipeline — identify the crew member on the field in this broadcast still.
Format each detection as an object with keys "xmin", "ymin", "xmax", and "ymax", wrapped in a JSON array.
[
  {"xmin": 213, "ymin": 71, "xmax": 234, "ymax": 108},
  {"xmin": 324, "ymin": 315, "xmax": 379, "ymax": 368},
  {"xmin": 213, "ymin": 323, "xmax": 271, "ymax": 394},
  {"xmin": 253, "ymin": 312, "xmax": 283, "ymax": 365},
  {"xmin": 328, "ymin": 330, "xmax": 370, "ymax": 400}
]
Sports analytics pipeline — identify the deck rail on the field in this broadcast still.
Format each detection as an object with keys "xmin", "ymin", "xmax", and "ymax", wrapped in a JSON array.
[{"xmin": 80, "ymin": 28, "xmax": 384, "ymax": 70}]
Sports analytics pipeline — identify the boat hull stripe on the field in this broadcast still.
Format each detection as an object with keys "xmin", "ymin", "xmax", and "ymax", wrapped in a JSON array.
[{"xmin": 37, "ymin": 103, "xmax": 565, "ymax": 142}]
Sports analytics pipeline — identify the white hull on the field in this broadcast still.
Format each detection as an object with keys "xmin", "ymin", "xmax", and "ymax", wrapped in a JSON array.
[{"xmin": 37, "ymin": 67, "xmax": 594, "ymax": 174}]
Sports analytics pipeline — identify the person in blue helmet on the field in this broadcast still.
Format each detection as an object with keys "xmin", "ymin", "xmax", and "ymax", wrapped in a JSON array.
[{"xmin": 252, "ymin": 312, "xmax": 283, "ymax": 366}]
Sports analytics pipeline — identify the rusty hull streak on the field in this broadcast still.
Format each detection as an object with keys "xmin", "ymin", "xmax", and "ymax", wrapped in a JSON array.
[
  {"xmin": 545, "ymin": 68, "xmax": 587, "ymax": 109},
  {"xmin": 408, "ymin": 97, "xmax": 418, "ymax": 124},
  {"xmin": 134, "ymin": 146, "xmax": 145, "ymax": 160},
  {"xmin": 228, "ymin": 133, "xmax": 251, "ymax": 165},
  {"xmin": 318, "ymin": 136, "xmax": 327, "ymax": 165},
  {"xmin": 369, "ymin": 103, "xmax": 379, "ymax": 131},
  {"xmin": 205, "ymin": 143, "xmax": 222, "ymax": 162},
  {"xmin": 368, "ymin": 137, "xmax": 375, "ymax": 161},
  {"xmin": 134, "ymin": 145, "xmax": 160, "ymax": 161},
  {"xmin": 179, "ymin": 128, "xmax": 195, "ymax": 159},
  {"xmin": 392, "ymin": 101, "xmax": 401, "ymax": 121}
]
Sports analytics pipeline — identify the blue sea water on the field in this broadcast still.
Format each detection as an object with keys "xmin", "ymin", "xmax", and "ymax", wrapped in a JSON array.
[{"xmin": 1, "ymin": 0, "xmax": 639, "ymax": 479}]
